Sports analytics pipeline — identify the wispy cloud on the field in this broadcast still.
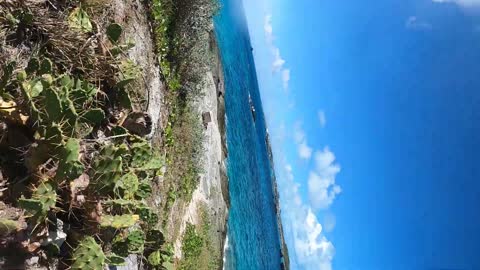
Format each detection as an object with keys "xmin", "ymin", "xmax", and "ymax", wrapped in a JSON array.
[
  {"xmin": 432, "ymin": 0, "xmax": 480, "ymax": 7},
  {"xmin": 323, "ymin": 212, "xmax": 336, "ymax": 233},
  {"xmin": 405, "ymin": 16, "xmax": 432, "ymax": 30},
  {"xmin": 318, "ymin": 110, "xmax": 327, "ymax": 128},
  {"xmin": 275, "ymin": 119, "xmax": 342, "ymax": 269},
  {"xmin": 299, "ymin": 142, "xmax": 313, "ymax": 160},
  {"xmin": 264, "ymin": 14, "xmax": 273, "ymax": 43},
  {"xmin": 294, "ymin": 123, "xmax": 313, "ymax": 160},
  {"xmin": 308, "ymin": 147, "xmax": 342, "ymax": 209},
  {"xmin": 264, "ymin": 14, "xmax": 290, "ymax": 90},
  {"xmin": 272, "ymin": 48, "xmax": 286, "ymax": 72},
  {"xmin": 279, "ymin": 161, "xmax": 335, "ymax": 270}
]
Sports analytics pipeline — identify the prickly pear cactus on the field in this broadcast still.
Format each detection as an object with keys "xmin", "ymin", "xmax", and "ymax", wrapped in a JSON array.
[
  {"xmin": 68, "ymin": 7, "xmax": 93, "ymax": 33},
  {"xmin": 135, "ymin": 181, "xmax": 153, "ymax": 199},
  {"xmin": 39, "ymin": 58, "xmax": 53, "ymax": 75},
  {"xmin": 130, "ymin": 142, "xmax": 151, "ymax": 167},
  {"xmin": 106, "ymin": 254, "xmax": 126, "ymax": 266},
  {"xmin": 71, "ymin": 237, "xmax": 106, "ymax": 270},
  {"xmin": 0, "ymin": 219, "xmax": 19, "ymax": 236},
  {"xmin": 147, "ymin": 250, "xmax": 162, "ymax": 267},
  {"xmin": 126, "ymin": 230, "xmax": 145, "ymax": 254},
  {"xmin": 75, "ymin": 122, "xmax": 93, "ymax": 138},
  {"xmin": 146, "ymin": 229, "xmax": 165, "ymax": 249},
  {"xmin": 100, "ymin": 214, "xmax": 139, "ymax": 229},
  {"xmin": 92, "ymin": 144, "xmax": 129, "ymax": 189},
  {"xmin": 107, "ymin": 23, "xmax": 123, "ymax": 43},
  {"xmin": 34, "ymin": 182, "xmax": 57, "ymax": 210},
  {"xmin": 22, "ymin": 79, "xmax": 43, "ymax": 99},
  {"xmin": 147, "ymin": 249, "xmax": 173, "ymax": 269},
  {"xmin": 116, "ymin": 59, "xmax": 140, "ymax": 89},
  {"xmin": 56, "ymin": 139, "xmax": 84, "ymax": 182},
  {"xmin": 19, "ymin": 181, "xmax": 57, "ymax": 219},
  {"xmin": 130, "ymin": 142, "xmax": 158, "ymax": 168},
  {"xmin": 92, "ymin": 157, "xmax": 123, "ymax": 190},
  {"xmin": 45, "ymin": 124, "xmax": 63, "ymax": 145},
  {"xmin": 62, "ymin": 96, "xmax": 79, "ymax": 135},
  {"xmin": 25, "ymin": 58, "xmax": 40, "ymax": 75},
  {"xmin": 44, "ymin": 88, "xmax": 62, "ymax": 122},
  {"xmin": 70, "ymin": 79, "xmax": 98, "ymax": 106},
  {"xmin": 136, "ymin": 206, "xmax": 158, "ymax": 226},
  {"xmin": 114, "ymin": 172, "xmax": 139, "ymax": 199},
  {"xmin": 80, "ymin": 108, "xmax": 105, "ymax": 125}
]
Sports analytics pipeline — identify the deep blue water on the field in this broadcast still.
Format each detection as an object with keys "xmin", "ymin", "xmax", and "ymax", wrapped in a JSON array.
[{"xmin": 214, "ymin": 0, "xmax": 283, "ymax": 269}]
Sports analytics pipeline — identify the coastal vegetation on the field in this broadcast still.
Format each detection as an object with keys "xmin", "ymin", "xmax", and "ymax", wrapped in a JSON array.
[
  {"xmin": 150, "ymin": 2, "xmax": 224, "ymax": 269},
  {"xmin": 179, "ymin": 206, "xmax": 221, "ymax": 270},
  {"xmin": 151, "ymin": 0, "xmax": 220, "ymax": 215},
  {"xmin": 1, "ymin": 0, "xmax": 224, "ymax": 269}
]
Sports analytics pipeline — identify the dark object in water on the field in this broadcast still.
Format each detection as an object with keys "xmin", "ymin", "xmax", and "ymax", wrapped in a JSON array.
[
  {"xmin": 202, "ymin": 111, "xmax": 212, "ymax": 129},
  {"xmin": 249, "ymin": 94, "xmax": 256, "ymax": 122}
]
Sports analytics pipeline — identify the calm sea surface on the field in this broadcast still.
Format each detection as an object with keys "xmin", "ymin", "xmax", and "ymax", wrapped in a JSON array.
[{"xmin": 214, "ymin": 0, "xmax": 284, "ymax": 269}]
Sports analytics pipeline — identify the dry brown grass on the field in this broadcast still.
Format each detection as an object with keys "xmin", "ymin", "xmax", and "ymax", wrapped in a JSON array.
[{"xmin": 0, "ymin": 0, "xmax": 117, "ymax": 84}]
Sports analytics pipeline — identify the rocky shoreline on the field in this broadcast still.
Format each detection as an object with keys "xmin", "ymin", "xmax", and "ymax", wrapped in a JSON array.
[
  {"xmin": 267, "ymin": 133, "xmax": 291, "ymax": 270},
  {"xmin": 170, "ymin": 28, "xmax": 229, "ymax": 266}
]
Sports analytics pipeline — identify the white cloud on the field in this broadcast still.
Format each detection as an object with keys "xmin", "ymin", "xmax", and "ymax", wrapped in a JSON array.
[
  {"xmin": 318, "ymin": 110, "xmax": 326, "ymax": 128},
  {"xmin": 299, "ymin": 142, "xmax": 313, "ymax": 160},
  {"xmin": 308, "ymin": 147, "xmax": 342, "ymax": 209},
  {"xmin": 282, "ymin": 69, "xmax": 290, "ymax": 90},
  {"xmin": 264, "ymin": 15, "xmax": 273, "ymax": 43},
  {"xmin": 293, "ymin": 209, "xmax": 335, "ymax": 270},
  {"xmin": 294, "ymin": 124, "xmax": 306, "ymax": 143},
  {"xmin": 263, "ymin": 14, "xmax": 290, "ymax": 81},
  {"xmin": 405, "ymin": 16, "xmax": 432, "ymax": 30},
  {"xmin": 323, "ymin": 212, "xmax": 336, "ymax": 233},
  {"xmin": 278, "ymin": 161, "xmax": 335, "ymax": 270},
  {"xmin": 272, "ymin": 48, "xmax": 286, "ymax": 72},
  {"xmin": 433, "ymin": 0, "xmax": 480, "ymax": 7},
  {"xmin": 294, "ymin": 123, "xmax": 313, "ymax": 160}
]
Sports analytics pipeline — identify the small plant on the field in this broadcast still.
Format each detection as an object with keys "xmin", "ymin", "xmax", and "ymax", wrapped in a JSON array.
[{"xmin": 68, "ymin": 7, "xmax": 93, "ymax": 33}]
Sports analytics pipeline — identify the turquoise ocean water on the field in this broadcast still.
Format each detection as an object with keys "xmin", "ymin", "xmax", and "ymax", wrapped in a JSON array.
[{"xmin": 214, "ymin": 0, "xmax": 284, "ymax": 269}]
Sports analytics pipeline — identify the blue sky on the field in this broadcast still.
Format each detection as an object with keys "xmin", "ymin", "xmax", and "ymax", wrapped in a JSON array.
[{"xmin": 242, "ymin": 0, "xmax": 480, "ymax": 269}]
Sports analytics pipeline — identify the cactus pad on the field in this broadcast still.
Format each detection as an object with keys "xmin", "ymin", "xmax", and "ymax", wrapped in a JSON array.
[
  {"xmin": 126, "ymin": 230, "xmax": 145, "ymax": 254},
  {"xmin": 26, "ymin": 58, "xmax": 39, "ymax": 75},
  {"xmin": 114, "ymin": 172, "xmax": 139, "ymax": 199},
  {"xmin": 56, "ymin": 139, "xmax": 84, "ymax": 181},
  {"xmin": 100, "ymin": 214, "xmax": 139, "ymax": 229},
  {"xmin": 40, "ymin": 58, "xmax": 53, "ymax": 75},
  {"xmin": 71, "ymin": 237, "xmax": 106, "ymax": 270},
  {"xmin": 135, "ymin": 181, "xmax": 153, "ymax": 199},
  {"xmin": 0, "ymin": 219, "xmax": 19, "ymax": 236},
  {"xmin": 146, "ymin": 229, "xmax": 165, "ymax": 249},
  {"xmin": 44, "ymin": 88, "xmax": 62, "ymax": 122},
  {"xmin": 147, "ymin": 250, "xmax": 162, "ymax": 266},
  {"xmin": 19, "ymin": 181, "xmax": 57, "ymax": 218},
  {"xmin": 68, "ymin": 7, "xmax": 93, "ymax": 33},
  {"xmin": 81, "ymin": 108, "xmax": 105, "ymax": 125},
  {"xmin": 106, "ymin": 254, "xmax": 126, "ymax": 266},
  {"xmin": 107, "ymin": 23, "xmax": 123, "ymax": 43}
]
